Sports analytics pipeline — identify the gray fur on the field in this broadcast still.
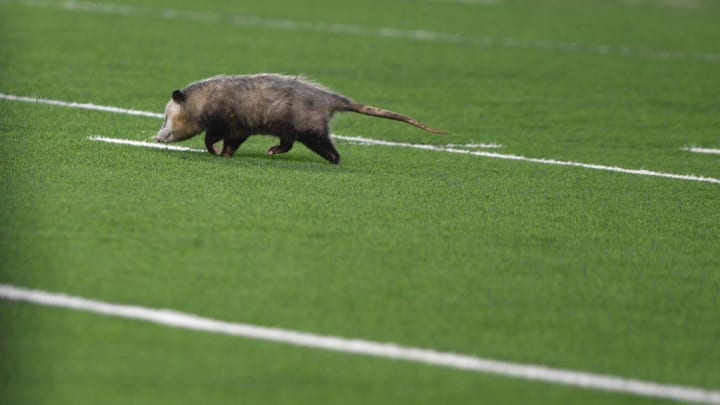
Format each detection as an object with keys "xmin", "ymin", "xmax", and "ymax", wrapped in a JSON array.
[{"xmin": 156, "ymin": 74, "xmax": 445, "ymax": 164}]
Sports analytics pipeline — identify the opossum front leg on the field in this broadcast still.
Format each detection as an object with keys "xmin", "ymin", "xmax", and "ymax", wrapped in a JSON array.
[
  {"xmin": 221, "ymin": 135, "xmax": 249, "ymax": 158},
  {"xmin": 204, "ymin": 130, "xmax": 223, "ymax": 155}
]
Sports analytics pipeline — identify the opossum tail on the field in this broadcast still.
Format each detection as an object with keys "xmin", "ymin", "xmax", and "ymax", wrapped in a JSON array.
[{"xmin": 348, "ymin": 103, "xmax": 447, "ymax": 134}]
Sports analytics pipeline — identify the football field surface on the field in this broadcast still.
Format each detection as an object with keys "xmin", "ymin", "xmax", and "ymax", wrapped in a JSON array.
[{"xmin": 1, "ymin": 0, "xmax": 719, "ymax": 403}]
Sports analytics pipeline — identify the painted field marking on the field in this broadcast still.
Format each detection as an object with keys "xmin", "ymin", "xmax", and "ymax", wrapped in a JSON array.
[
  {"xmin": 88, "ymin": 135, "xmax": 204, "ymax": 153},
  {"xmin": 444, "ymin": 143, "xmax": 503, "ymax": 149},
  {"xmin": 0, "ymin": 92, "xmax": 163, "ymax": 119},
  {"xmin": 8, "ymin": 0, "xmax": 720, "ymax": 63},
  {"xmin": 683, "ymin": 146, "xmax": 720, "ymax": 156},
  {"xmin": 88, "ymin": 135, "xmax": 500, "ymax": 153},
  {"xmin": 339, "ymin": 137, "xmax": 502, "ymax": 149},
  {"xmin": 1, "ymin": 284, "xmax": 719, "ymax": 405},
  {"xmin": 88, "ymin": 134, "xmax": 720, "ymax": 185},
  {"xmin": 330, "ymin": 135, "xmax": 720, "ymax": 184},
  {"xmin": 2, "ymin": 92, "xmax": 718, "ymax": 185}
]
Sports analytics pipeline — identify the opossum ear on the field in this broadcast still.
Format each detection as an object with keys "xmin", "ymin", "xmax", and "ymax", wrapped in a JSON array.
[{"xmin": 172, "ymin": 90, "xmax": 186, "ymax": 104}]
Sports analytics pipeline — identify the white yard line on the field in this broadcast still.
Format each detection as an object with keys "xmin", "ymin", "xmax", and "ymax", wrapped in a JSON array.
[
  {"xmin": 0, "ymin": 93, "xmax": 163, "ymax": 119},
  {"xmin": 7, "ymin": 0, "xmax": 720, "ymax": 63},
  {"xmin": 89, "ymin": 134, "xmax": 720, "ymax": 185},
  {"xmin": 683, "ymin": 146, "xmax": 720, "ymax": 156},
  {"xmin": 89, "ymin": 135, "xmax": 500, "ymax": 153},
  {"xmin": 2, "ymin": 92, "xmax": 717, "ymax": 185},
  {"xmin": 444, "ymin": 143, "xmax": 503, "ymax": 149},
  {"xmin": 0, "ymin": 284, "xmax": 719, "ymax": 404},
  {"xmin": 88, "ymin": 135, "xmax": 204, "ymax": 153},
  {"xmin": 331, "ymin": 135, "xmax": 720, "ymax": 185}
]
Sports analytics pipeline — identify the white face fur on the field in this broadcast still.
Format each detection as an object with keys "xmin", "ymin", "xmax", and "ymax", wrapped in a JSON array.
[{"xmin": 155, "ymin": 100, "xmax": 183, "ymax": 143}]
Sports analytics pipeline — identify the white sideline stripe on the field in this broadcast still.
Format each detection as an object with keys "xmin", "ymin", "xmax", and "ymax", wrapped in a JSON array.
[
  {"xmin": 88, "ymin": 135, "xmax": 204, "ymax": 153},
  {"xmin": 342, "ymin": 138, "xmax": 502, "ymax": 149},
  {"xmin": 330, "ymin": 135, "xmax": 720, "ymax": 185},
  {"xmin": 88, "ymin": 134, "xmax": 500, "ymax": 154},
  {"xmin": 90, "ymin": 134, "xmax": 720, "ymax": 185},
  {"xmin": 1, "ymin": 284, "xmax": 719, "ymax": 404},
  {"xmin": 2, "ymin": 92, "xmax": 717, "ymax": 185},
  {"xmin": 0, "ymin": 93, "xmax": 163, "ymax": 119},
  {"xmin": 683, "ymin": 147, "xmax": 720, "ymax": 155},
  {"xmin": 8, "ymin": 0, "xmax": 720, "ymax": 63},
  {"xmin": 444, "ymin": 143, "xmax": 503, "ymax": 149}
]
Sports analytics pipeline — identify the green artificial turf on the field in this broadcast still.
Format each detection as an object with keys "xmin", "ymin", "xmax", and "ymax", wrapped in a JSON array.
[{"xmin": 1, "ymin": 0, "xmax": 719, "ymax": 404}]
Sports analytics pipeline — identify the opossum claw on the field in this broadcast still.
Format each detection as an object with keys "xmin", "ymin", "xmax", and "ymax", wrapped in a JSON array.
[
  {"xmin": 221, "ymin": 143, "xmax": 238, "ymax": 158},
  {"xmin": 207, "ymin": 145, "xmax": 220, "ymax": 155},
  {"xmin": 221, "ymin": 137, "xmax": 247, "ymax": 158},
  {"xmin": 327, "ymin": 152, "xmax": 341, "ymax": 165},
  {"xmin": 204, "ymin": 132, "xmax": 221, "ymax": 155},
  {"xmin": 267, "ymin": 144, "xmax": 291, "ymax": 156}
]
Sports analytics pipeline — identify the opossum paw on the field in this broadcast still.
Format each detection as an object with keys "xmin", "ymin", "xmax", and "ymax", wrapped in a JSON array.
[
  {"xmin": 267, "ymin": 145, "xmax": 290, "ymax": 156},
  {"xmin": 327, "ymin": 154, "xmax": 341, "ymax": 165},
  {"xmin": 205, "ymin": 145, "xmax": 221, "ymax": 155}
]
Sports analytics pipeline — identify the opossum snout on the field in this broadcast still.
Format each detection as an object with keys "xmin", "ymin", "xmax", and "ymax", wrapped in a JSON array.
[
  {"xmin": 155, "ymin": 128, "xmax": 174, "ymax": 143},
  {"xmin": 156, "ymin": 100, "xmax": 180, "ymax": 143},
  {"xmin": 155, "ymin": 131, "xmax": 167, "ymax": 143}
]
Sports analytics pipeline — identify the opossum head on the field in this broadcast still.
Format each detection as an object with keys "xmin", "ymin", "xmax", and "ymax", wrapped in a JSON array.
[{"xmin": 155, "ymin": 90, "xmax": 201, "ymax": 143}]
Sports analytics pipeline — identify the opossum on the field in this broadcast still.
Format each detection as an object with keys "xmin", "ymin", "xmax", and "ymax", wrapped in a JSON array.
[{"xmin": 155, "ymin": 74, "xmax": 446, "ymax": 164}]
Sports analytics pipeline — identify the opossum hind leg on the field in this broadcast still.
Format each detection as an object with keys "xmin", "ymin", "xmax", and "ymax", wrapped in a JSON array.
[
  {"xmin": 267, "ymin": 134, "xmax": 295, "ymax": 156},
  {"xmin": 298, "ymin": 132, "xmax": 341, "ymax": 165}
]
